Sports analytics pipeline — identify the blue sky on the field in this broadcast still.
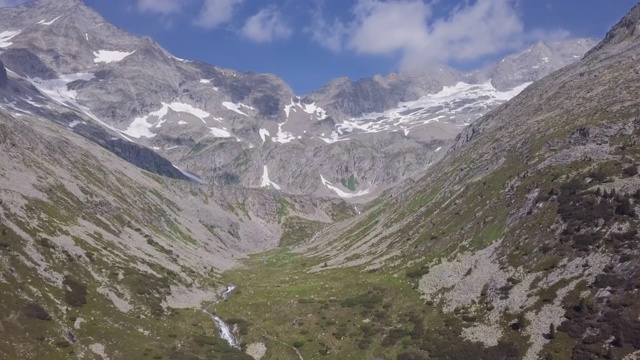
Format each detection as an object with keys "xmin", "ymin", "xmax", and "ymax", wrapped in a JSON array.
[{"xmin": 77, "ymin": 0, "xmax": 637, "ymax": 94}]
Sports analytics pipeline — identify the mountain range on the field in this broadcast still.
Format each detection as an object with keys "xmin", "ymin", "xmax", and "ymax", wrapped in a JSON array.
[
  {"xmin": 0, "ymin": 0, "xmax": 597, "ymax": 199},
  {"xmin": 1, "ymin": 0, "xmax": 639, "ymax": 359}
]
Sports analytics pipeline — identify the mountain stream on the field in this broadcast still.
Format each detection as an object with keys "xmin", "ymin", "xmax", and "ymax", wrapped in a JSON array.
[{"xmin": 204, "ymin": 285, "xmax": 240, "ymax": 349}]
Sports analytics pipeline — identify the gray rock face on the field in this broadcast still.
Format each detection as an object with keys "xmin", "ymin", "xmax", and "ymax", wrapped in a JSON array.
[
  {"xmin": 0, "ymin": 61, "xmax": 7, "ymax": 88},
  {"xmin": 307, "ymin": 66, "xmax": 463, "ymax": 118},
  {"xmin": 0, "ymin": 0, "xmax": 596, "ymax": 200},
  {"xmin": 479, "ymin": 39, "xmax": 599, "ymax": 90},
  {"xmin": 585, "ymin": 2, "xmax": 640, "ymax": 57}
]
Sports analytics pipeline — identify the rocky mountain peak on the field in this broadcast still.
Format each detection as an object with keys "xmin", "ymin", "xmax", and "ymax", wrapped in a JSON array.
[
  {"xmin": 585, "ymin": 2, "xmax": 640, "ymax": 57},
  {"xmin": 27, "ymin": 0, "xmax": 111, "ymax": 33},
  {"xmin": 530, "ymin": 40, "xmax": 552, "ymax": 52},
  {"xmin": 35, "ymin": 0, "xmax": 82, "ymax": 7}
]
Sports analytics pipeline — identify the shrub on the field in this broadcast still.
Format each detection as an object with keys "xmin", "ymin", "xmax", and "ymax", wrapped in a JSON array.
[
  {"xmin": 55, "ymin": 340, "xmax": 71, "ymax": 348},
  {"xmin": 511, "ymin": 313, "xmax": 528, "ymax": 331},
  {"xmin": 572, "ymin": 232, "xmax": 602, "ymax": 250},
  {"xmin": 361, "ymin": 324, "xmax": 378, "ymax": 337},
  {"xmin": 357, "ymin": 338, "xmax": 371, "ymax": 349},
  {"xmin": 548, "ymin": 323, "xmax": 556, "ymax": 339},
  {"xmin": 332, "ymin": 325, "xmax": 348, "ymax": 339},
  {"xmin": 38, "ymin": 237, "xmax": 55, "ymax": 248},
  {"xmin": 609, "ymin": 230, "xmax": 637, "ymax": 247},
  {"xmin": 506, "ymin": 277, "xmax": 521, "ymax": 284},
  {"xmin": 410, "ymin": 318, "xmax": 425, "ymax": 339},
  {"xmin": 593, "ymin": 274, "xmax": 624, "ymax": 288},
  {"xmin": 397, "ymin": 349, "xmax": 429, "ymax": 360},
  {"xmin": 615, "ymin": 198, "xmax": 636, "ymax": 217},
  {"xmin": 406, "ymin": 265, "xmax": 430, "ymax": 279},
  {"xmin": 340, "ymin": 293, "xmax": 383, "ymax": 309},
  {"xmin": 63, "ymin": 276, "xmax": 87, "ymax": 307},
  {"xmin": 623, "ymin": 165, "xmax": 638, "ymax": 177},
  {"xmin": 318, "ymin": 343, "xmax": 330, "ymax": 356},
  {"xmin": 561, "ymin": 179, "xmax": 586, "ymax": 195},
  {"xmin": 23, "ymin": 303, "xmax": 51, "ymax": 320},
  {"xmin": 381, "ymin": 328, "xmax": 409, "ymax": 347}
]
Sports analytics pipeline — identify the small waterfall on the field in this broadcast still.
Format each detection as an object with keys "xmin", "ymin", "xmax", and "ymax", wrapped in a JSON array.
[
  {"xmin": 204, "ymin": 310, "xmax": 241, "ymax": 349},
  {"xmin": 221, "ymin": 284, "xmax": 236, "ymax": 300},
  {"xmin": 204, "ymin": 284, "xmax": 240, "ymax": 349}
]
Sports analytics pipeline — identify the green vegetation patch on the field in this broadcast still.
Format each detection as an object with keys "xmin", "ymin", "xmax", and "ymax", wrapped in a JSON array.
[
  {"xmin": 279, "ymin": 216, "xmax": 325, "ymax": 247},
  {"xmin": 340, "ymin": 175, "xmax": 358, "ymax": 191}
]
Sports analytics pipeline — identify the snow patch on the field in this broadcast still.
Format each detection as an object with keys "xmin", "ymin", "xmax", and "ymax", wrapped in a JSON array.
[
  {"xmin": 259, "ymin": 128, "xmax": 270, "ymax": 143},
  {"xmin": 124, "ymin": 116, "xmax": 156, "ymax": 138},
  {"xmin": 123, "ymin": 102, "xmax": 210, "ymax": 138},
  {"xmin": 209, "ymin": 127, "xmax": 231, "ymax": 137},
  {"xmin": 93, "ymin": 50, "xmax": 135, "ymax": 64},
  {"xmin": 68, "ymin": 120, "xmax": 83, "ymax": 128},
  {"xmin": 222, "ymin": 101, "xmax": 253, "ymax": 116},
  {"xmin": 336, "ymin": 80, "xmax": 532, "ymax": 138},
  {"xmin": 284, "ymin": 98, "xmax": 327, "ymax": 120},
  {"xmin": 284, "ymin": 99, "xmax": 297, "ymax": 118},
  {"xmin": 319, "ymin": 131, "xmax": 348, "ymax": 144},
  {"xmin": 162, "ymin": 102, "xmax": 210, "ymax": 124},
  {"xmin": 320, "ymin": 174, "xmax": 370, "ymax": 198},
  {"xmin": 27, "ymin": 73, "xmax": 136, "ymax": 141},
  {"xmin": 260, "ymin": 166, "xmax": 281, "ymax": 190},
  {"xmin": 0, "ymin": 30, "xmax": 21, "ymax": 48},
  {"xmin": 271, "ymin": 123, "xmax": 296, "ymax": 144},
  {"xmin": 171, "ymin": 55, "xmax": 190, "ymax": 63},
  {"xmin": 301, "ymin": 101, "xmax": 327, "ymax": 120},
  {"xmin": 27, "ymin": 73, "xmax": 94, "ymax": 105},
  {"xmin": 23, "ymin": 97, "xmax": 43, "ymax": 108},
  {"xmin": 199, "ymin": 80, "xmax": 218, "ymax": 91},
  {"xmin": 37, "ymin": 16, "xmax": 61, "ymax": 26}
]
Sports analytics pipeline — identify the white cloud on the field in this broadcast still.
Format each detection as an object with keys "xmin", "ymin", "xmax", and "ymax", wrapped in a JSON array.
[
  {"xmin": 348, "ymin": 0, "xmax": 431, "ymax": 56},
  {"xmin": 241, "ymin": 7, "xmax": 292, "ymax": 43},
  {"xmin": 308, "ymin": 12, "xmax": 350, "ymax": 52},
  {"xmin": 137, "ymin": 0, "xmax": 185, "ymax": 15},
  {"xmin": 194, "ymin": 0, "xmax": 243, "ymax": 29},
  {"xmin": 311, "ymin": 0, "xmax": 530, "ymax": 71},
  {"xmin": 421, "ymin": 0, "xmax": 523, "ymax": 65}
]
